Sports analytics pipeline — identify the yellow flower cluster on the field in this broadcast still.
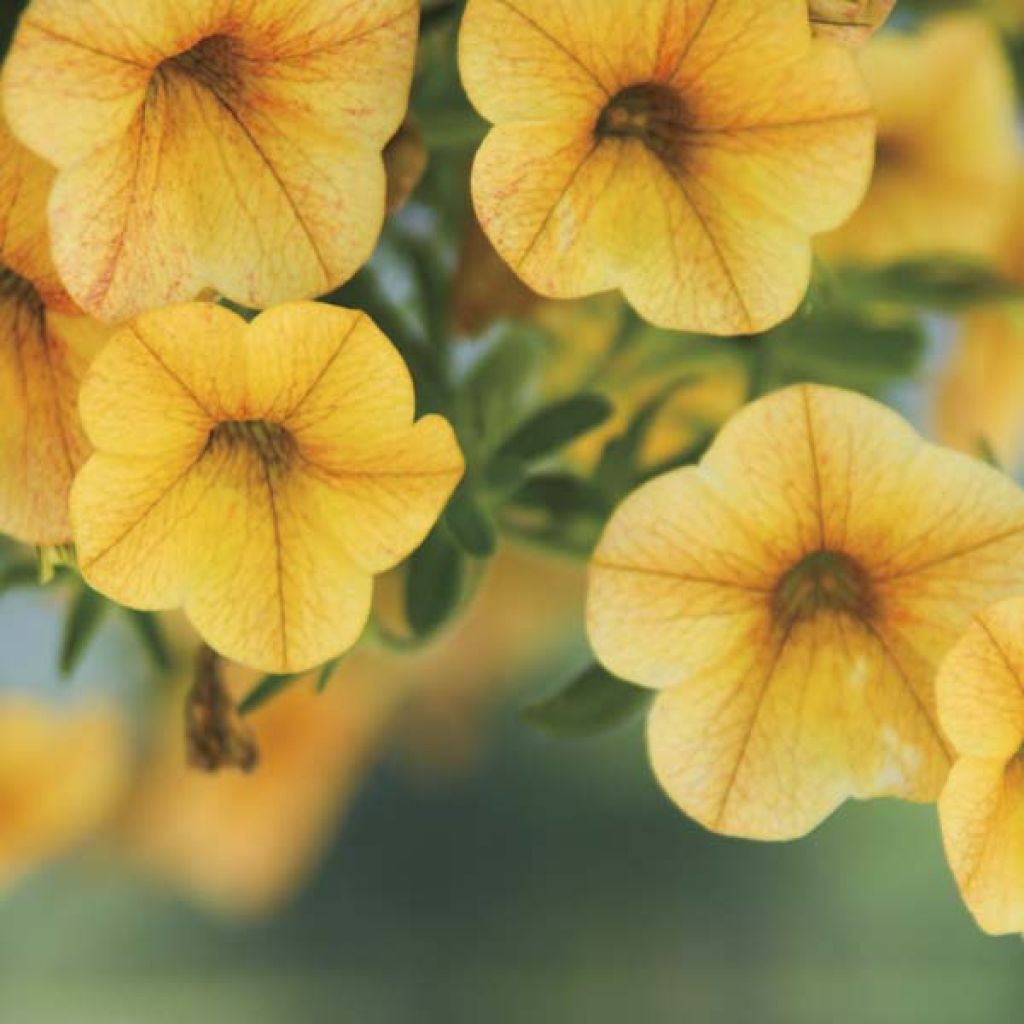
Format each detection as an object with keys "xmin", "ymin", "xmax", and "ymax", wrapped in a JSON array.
[{"xmin": 3, "ymin": 0, "xmax": 1024, "ymax": 940}]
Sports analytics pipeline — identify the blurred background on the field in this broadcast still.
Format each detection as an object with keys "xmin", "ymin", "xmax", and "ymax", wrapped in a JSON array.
[{"xmin": 2, "ymin": 2, "xmax": 1024, "ymax": 1022}]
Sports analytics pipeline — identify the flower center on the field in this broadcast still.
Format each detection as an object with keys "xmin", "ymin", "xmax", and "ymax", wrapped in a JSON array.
[
  {"xmin": 595, "ymin": 83, "xmax": 690, "ymax": 162},
  {"xmin": 207, "ymin": 420, "xmax": 295, "ymax": 469},
  {"xmin": 874, "ymin": 133, "xmax": 913, "ymax": 170},
  {"xmin": 161, "ymin": 33, "xmax": 244, "ymax": 97},
  {"xmin": 773, "ymin": 550, "xmax": 875, "ymax": 625},
  {"xmin": 0, "ymin": 266, "xmax": 41, "ymax": 310}
]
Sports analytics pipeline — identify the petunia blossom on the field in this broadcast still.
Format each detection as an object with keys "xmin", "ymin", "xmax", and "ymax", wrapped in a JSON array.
[
  {"xmin": 460, "ymin": 0, "xmax": 874, "ymax": 335},
  {"xmin": 588, "ymin": 384, "xmax": 1024, "ymax": 840},
  {"xmin": 2, "ymin": 0, "xmax": 420, "ymax": 323},
  {"xmin": 71, "ymin": 301, "xmax": 464, "ymax": 674}
]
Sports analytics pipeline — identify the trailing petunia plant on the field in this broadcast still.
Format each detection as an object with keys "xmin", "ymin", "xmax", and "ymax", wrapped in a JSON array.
[{"xmin": 4, "ymin": 0, "xmax": 1024, "ymax": 934}]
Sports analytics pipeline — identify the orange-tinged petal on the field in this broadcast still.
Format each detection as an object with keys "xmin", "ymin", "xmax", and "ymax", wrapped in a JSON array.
[
  {"xmin": 939, "ymin": 757, "xmax": 1024, "ymax": 936},
  {"xmin": 72, "ymin": 301, "xmax": 463, "ymax": 673},
  {"xmin": 3, "ymin": 0, "xmax": 420, "ymax": 322},
  {"xmin": 463, "ymin": 0, "xmax": 873, "ymax": 334},
  {"xmin": 589, "ymin": 384, "xmax": 1024, "ymax": 840},
  {"xmin": 0, "ymin": 292, "xmax": 105, "ymax": 545}
]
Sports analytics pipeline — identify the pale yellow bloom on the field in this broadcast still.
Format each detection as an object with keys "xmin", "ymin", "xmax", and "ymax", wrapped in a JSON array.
[
  {"xmin": 821, "ymin": 15, "xmax": 1019, "ymax": 265},
  {"xmin": 589, "ymin": 384, "xmax": 1024, "ymax": 840},
  {"xmin": 461, "ymin": 0, "xmax": 874, "ymax": 335},
  {"xmin": 3, "ymin": 0, "xmax": 420, "ymax": 322},
  {"xmin": 71, "ymin": 301, "xmax": 464, "ymax": 673},
  {"xmin": 937, "ymin": 598, "xmax": 1024, "ymax": 935},
  {"xmin": 0, "ymin": 698, "xmax": 126, "ymax": 889}
]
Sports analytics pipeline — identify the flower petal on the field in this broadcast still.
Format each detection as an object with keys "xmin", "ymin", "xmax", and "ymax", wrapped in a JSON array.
[
  {"xmin": 648, "ymin": 610, "xmax": 951, "ymax": 840},
  {"xmin": 939, "ymin": 757, "xmax": 1024, "ymax": 936}
]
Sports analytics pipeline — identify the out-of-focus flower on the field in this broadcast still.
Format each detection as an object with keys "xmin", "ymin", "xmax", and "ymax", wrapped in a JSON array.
[
  {"xmin": 0, "ymin": 105, "xmax": 108, "ymax": 545},
  {"xmin": 0, "ymin": 697, "xmax": 126, "ymax": 890},
  {"xmin": 460, "ymin": 0, "xmax": 873, "ymax": 335},
  {"xmin": 936, "ymin": 308, "xmax": 1024, "ymax": 472},
  {"xmin": 535, "ymin": 298, "xmax": 748, "ymax": 471},
  {"xmin": 588, "ymin": 384, "xmax": 1024, "ymax": 840},
  {"xmin": 937, "ymin": 597, "xmax": 1024, "ymax": 935},
  {"xmin": 386, "ymin": 547, "xmax": 586, "ymax": 773},
  {"xmin": 117, "ymin": 657, "xmax": 402, "ymax": 917},
  {"xmin": 71, "ymin": 301, "xmax": 464, "ymax": 673},
  {"xmin": 809, "ymin": 0, "xmax": 896, "ymax": 45},
  {"xmin": 2, "ymin": 0, "xmax": 420, "ymax": 322},
  {"xmin": 821, "ymin": 15, "xmax": 1019, "ymax": 265}
]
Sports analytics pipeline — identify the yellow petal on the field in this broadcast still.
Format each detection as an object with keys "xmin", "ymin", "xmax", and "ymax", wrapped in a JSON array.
[
  {"xmin": 72, "ymin": 301, "xmax": 463, "ymax": 673},
  {"xmin": 4, "ymin": 0, "xmax": 420, "ymax": 321},
  {"xmin": 463, "ymin": 0, "xmax": 873, "ymax": 334},
  {"xmin": 808, "ymin": 1, "xmax": 896, "ymax": 45},
  {"xmin": 939, "ymin": 757, "xmax": 1024, "ymax": 936},
  {"xmin": 937, "ymin": 598, "xmax": 1024, "ymax": 762},
  {"xmin": 589, "ymin": 384, "xmax": 1024, "ymax": 839}
]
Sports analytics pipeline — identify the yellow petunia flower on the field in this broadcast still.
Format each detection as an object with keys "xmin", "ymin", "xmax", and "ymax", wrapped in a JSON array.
[
  {"xmin": 0, "ymin": 103, "xmax": 108, "ymax": 545},
  {"xmin": 2, "ymin": 0, "xmax": 420, "ymax": 323},
  {"xmin": 588, "ymin": 384, "xmax": 1024, "ymax": 840},
  {"xmin": 459, "ymin": 0, "xmax": 874, "ymax": 336},
  {"xmin": 0, "ymin": 697, "xmax": 126, "ymax": 890},
  {"xmin": 118, "ymin": 657, "xmax": 401, "ymax": 917},
  {"xmin": 820, "ymin": 15, "xmax": 1019, "ymax": 266},
  {"xmin": 70, "ymin": 301, "xmax": 464, "ymax": 674},
  {"xmin": 808, "ymin": 1, "xmax": 895, "ymax": 45},
  {"xmin": 937, "ymin": 598, "xmax": 1024, "ymax": 935}
]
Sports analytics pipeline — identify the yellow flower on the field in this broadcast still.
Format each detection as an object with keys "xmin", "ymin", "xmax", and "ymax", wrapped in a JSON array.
[
  {"xmin": 118, "ymin": 657, "xmax": 400, "ymax": 917},
  {"xmin": 0, "ymin": 697, "xmax": 126, "ymax": 890},
  {"xmin": 459, "ymin": 0, "xmax": 874, "ymax": 336},
  {"xmin": 937, "ymin": 598, "xmax": 1024, "ymax": 935},
  {"xmin": 2, "ymin": 0, "xmax": 420, "ymax": 323},
  {"xmin": 71, "ymin": 301, "xmax": 464, "ymax": 673},
  {"xmin": 808, "ymin": 1, "xmax": 895, "ymax": 45},
  {"xmin": 820, "ymin": 15, "xmax": 1019, "ymax": 265},
  {"xmin": 588, "ymin": 384, "xmax": 1024, "ymax": 840},
  {"xmin": 0, "ymin": 103, "xmax": 108, "ymax": 545}
]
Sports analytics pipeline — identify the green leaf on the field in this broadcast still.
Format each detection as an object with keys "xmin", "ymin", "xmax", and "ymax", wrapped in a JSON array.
[
  {"xmin": 522, "ymin": 664, "xmax": 652, "ymax": 739},
  {"xmin": 59, "ymin": 586, "xmax": 109, "ymax": 677},
  {"xmin": 840, "ymin": 258, "xmax": 1024, "ymax": 312},
  {"xmin": 0, "ymin": 561, "xmax": 44, "ymax": 595},
  {"xmin": 445, "ymin": 484, "xmax": 498, "ymax": 558},
  {"xmin": 239, "ymin": 672, "xmax": 301, "ymax": 716},
  {"xmin": 405, "ymin": 524, "xmax": 465, "ymax": 636},
  {"xmin": 508, "ymin": 473, "xmax": 609, "ymax": 521},
  {"xmin": 316, "ymin": 658, "xmax": 341, "ymax": 693},
  {"xmin": 496, "ymin": 393, "xmax": 613, "ymax": 464},
  {"xmin": 122, "ymin": 609, "xmax": 174, "ymax": 672}
]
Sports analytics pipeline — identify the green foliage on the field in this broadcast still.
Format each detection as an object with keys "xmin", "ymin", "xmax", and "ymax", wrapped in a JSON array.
[
  {"xmin": 59, "ymin": 585, "xmax": 109, "ymax": 677},
  {"xmin": 495, "ymin": 394, "xmax": 614, "ymax": 464},
  {"xmin": 405, "ymin": 523, "xmax": 466, "ymax": 637},
  {"xmin": 445, "ymin": 484, "xmax": 498, "ymax": 558},
  {"xmin": 239, "ymin": 672, "xmax": 301, "ymax": 716},
  {"xmin": 522, "ymin": 664, "xmax": 652, "ymax": 739}
]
